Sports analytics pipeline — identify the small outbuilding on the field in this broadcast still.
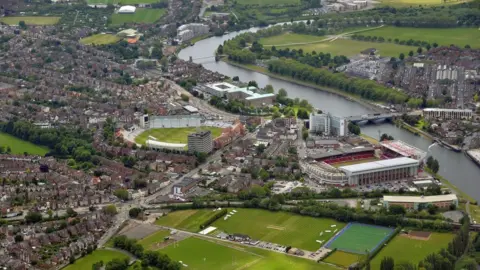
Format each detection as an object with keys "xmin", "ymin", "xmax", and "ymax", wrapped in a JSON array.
[{"xmin": 118, "ymin": 5, "xmax": 136, "ymax": 14}]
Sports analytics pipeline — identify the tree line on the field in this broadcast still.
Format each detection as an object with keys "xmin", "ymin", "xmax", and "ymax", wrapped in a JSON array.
[{"xmin": 112, "ymin": 235, "xmax": 181, "ymax": 270}]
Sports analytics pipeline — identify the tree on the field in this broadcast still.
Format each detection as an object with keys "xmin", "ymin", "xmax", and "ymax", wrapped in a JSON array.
[
  {"xmin": 151, "ymin": 46, "xmax": 163, "ymax": 59},
  {"xmin": 278, "ymin": 88, "xmax": 288, "ymax": 98},
  {"xmin": 297, "ymin": 108, "xmax": 309, "ymax": 119},
  {"xmin": 408, "ymin": 50, "xmax": 414, "ymax": 57},
  {"xmin": 399, "ymin": 53, "xmax": 405, "ymax": 60},
  {"xmin": 380, "ymin": 257, "xmax": 394, "ymax": 270},
  {"xmin": 417, "ymin": 47, "xmax": 423, "ymax": 54},
  {"xmin": 256, "ymin": 144, "xmax": 266, "ymax": 155},
  {"xmin": 66, "ymin": 207, "xmax": 78, "ymax": 217},
  {"xmin": 14, "ymin": 234, "xmax": 24, "ymax": 243},
  {"xmin": 232, "ymin": 76, "xmax": 239, "ymax": 81},
  {"xmin": 69, "ymin": 256, "xmax": 76, "ymax": 264},
  {"xmin": 264, "ymin": 84, "xmax": 274, "ymax": 93},
  {"xmin": 389, "ymin": 205, "xmax": 406, "ymax": 215},
  {"xmin": 105, "ymin": 258, "xmax": 129, "ymax": 270},
  {"xmin": 426, "ymin": 156, "xmax": 434, "ymax": 168},
  {"xmin": 103, "ymin": 205, "xmax": 118, "ymax": 215},
  {"xmin": 180, "ymin": 93, "xmax": 189, "ymax": 102},
  {"xmin": 114, "ymin": 189, "xmax": 130, "ymax": 201},
  {"xmin": 348, "ymin": 122, "xmax": 361, "ymax": 135},
  {"xmin": 25, "ymin": 211, "xmax": 42, "ymax": 223},
  {"xmin": 129, "ymin": 208, "xmax": 142, "ymax": 218},
  {"xmin": 18, "ymin": 21, "xmax": 27, "ymax": 29},
  {"xmin": 247, "ymin": 80, "xmax": 258, "ymax": 88},
  {"xmin": 121, "ymin": 156, "xmax": 136, "ymax": 168},
  {"xmin": 427, "ymin": 204, "xmax": 438, "ymax": 215},
  {"xmin": 302, "ymin": 129, "xmax": 309, "ymax": 140},
  {"xmin": 431, "ymin": 159, "xmax": 439, "ymax": 174},
  {"xmin": 464, "ymin": 44, "xmax": 471, "ymax": 49},
  {"xmin": 195, "ymin": 152, "xmax": 207, "ymax": 163},
  {"xmin": 380, "ymin": 133, "xmax": 394, "ymax": 141}
]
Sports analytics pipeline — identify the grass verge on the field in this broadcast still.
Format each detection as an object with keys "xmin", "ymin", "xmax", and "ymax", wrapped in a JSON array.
[{"xmin": 0, "ymin": 132, "xmax": 49, "ymax": 156}]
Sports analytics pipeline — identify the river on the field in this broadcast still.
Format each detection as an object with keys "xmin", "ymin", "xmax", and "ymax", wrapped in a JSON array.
[{"xmin": 178, "ymin": 28, "xmax": 480, "ymax": 202}]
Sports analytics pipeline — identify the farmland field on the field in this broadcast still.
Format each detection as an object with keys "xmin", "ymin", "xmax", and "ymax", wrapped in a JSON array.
[
  {"xmin": 0, "ymin": 16, "xmax": 60, "ymax": 25},
  {"xmin": 359, "ymin": 26, "xmax": 480, "ymax": 48},
  {"xmin": 63, "ymin": 249, "xmax": 129, "ymax": 270},
  {"xmin": 0, "ymin": 132, "xmax": 49, "ymax": 156},
  {"xmin": 155, "ymin": 209, "xmax": 222, "ymax": 232},
  {"xmin": 80, "ymin": 34, "xmax": 121, "ymax": 45},
  {"xmin": 138, "ymin": 230, "xmax": 171, "ymax": 250},
  {"xmin": 110, "ymin": 8, "xmax": 166, "ymax": 25},
  {"xmin": 135, "ymin": 127, "xmax": 223, "ymax": 145},
  {"xmin": 287, "ymin": 39, "xmax": 418, "ymax": 57},
  {"xmin": 236, "ymin": 0, "xmax": 300, "ymax": 5},
  {"xmin": 325, "ymin": 223, "xmax": 394, "ymax": 254},
  {"xmin": 323, "ymin": 251, "xmax": 362, "ymax": 268},
  {"xmin": 370, "ymin": 232, "xmax": 454, "ymax": 268},
  {"xmin": 211, "ymin": 208, "xmax": 345, "ymax": 251},
  {"xmin": 161, "ymin": 236, "xmax": 338, "ymax": 270}
]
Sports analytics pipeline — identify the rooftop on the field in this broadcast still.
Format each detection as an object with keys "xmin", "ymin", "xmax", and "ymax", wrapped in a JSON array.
[
  {"xmin": 380, "ymin": 140, "xmax": 426, "ymax": 160},
  {"xmin": 384, "ymin": 194, "xmax": 458, "ymax": 203},
  {"xmin": 423, "ymin": 108, "xmax": 472, "ymax": 113},
  {"xmin": 339, "ymin": 157, "xmax": 419, "ymax": 174},
  {"xmin": 146, "ymin": 140, "xmax": 186, "ymax": 148}
]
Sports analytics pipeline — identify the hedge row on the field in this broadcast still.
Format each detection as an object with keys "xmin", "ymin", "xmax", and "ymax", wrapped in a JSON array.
[
  {"xmin": 320, "ymin": 248, "xmax": 337, "ymax": 262},
  {"xmin": 200, "ymin": 209, "xmax": 228, "ymax": 229},
  {"xmin": 368, "ymin": 226, "xmax": 402, "ymax": 260}
]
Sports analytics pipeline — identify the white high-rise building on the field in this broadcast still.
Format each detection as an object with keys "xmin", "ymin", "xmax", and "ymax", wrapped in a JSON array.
[
  {"xmin": 309, "ymin": 113, "xmax": 348, "ymax": 136},
  {"xmin": 188, "ymin": 130, "xmax": 213, "ymax": 154}
]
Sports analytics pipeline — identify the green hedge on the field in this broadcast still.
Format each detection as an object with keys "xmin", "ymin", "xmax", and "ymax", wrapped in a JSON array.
[
  {"xmin": 320, "ymin": 248, "xmax": 337, "ymax": 262},
  {"xmin": 200, "ymin": 209, "xmax": 228, "ymax": 229},
  {"xmin": 368, "ymin": 226, "xmax": 401, "ymax": 260}
]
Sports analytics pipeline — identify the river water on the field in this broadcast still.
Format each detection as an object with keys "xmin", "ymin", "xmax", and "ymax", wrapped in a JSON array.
[{"xmin": 178, "ymin": 28, "xmax": 480, "ymax": 202}]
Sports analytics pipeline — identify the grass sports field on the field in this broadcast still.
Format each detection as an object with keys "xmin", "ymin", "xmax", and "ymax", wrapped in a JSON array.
[
  {"xmin": 236, "ymin": 0, "xmax": 300, "ymax": 5},
  {"xmin": 155, "ymin": 209, "xmax": 222, "ymax": 232},
  {"xmin": 323, "ymin": 251, "xmax": 362, "ymax": 268},
  {"xmin": 135, "ymin": 127, "xmax": 223, "ymax": 145},
  {"xmin": 259, "ymin": 33, "xmax": 325, "ymax": 45},
  {"xmin": 360, "ymin": 26, "xmax": 480, "ymax": 48},
  {"xmin": 325, "ymin": 223, "xmax": 394, "ymax": 254},
  {"xmin": 88, "ymin": 0, "xmax": 164, "ymax": 4},
  {"xmin": 63, "ymin": 249, "xmax": 129, "ymax": 270},
  {"xmin": 212, "ymin": 208, "xmax": 345, "ymax": 251},
  {"xmin": 0, "ymin": 16, "xmax": 60, "ymax": 25},
  {"xmin": 80, "ymin": 34, "xmax": 121, "ymax": 45},
  {"xmin": 288, "ymin": 39, "xmax": 417, "ymax": 57},
  {"xmin": 370, "ymin": 232, "xmax": 454, "ymax": 268},
  {"xmin": 378, "ymin": 0, "xmax": 469, "ymax": 7},
  {"xmin": 0, "ymin": 132, "xmax": 49, "ymax": 156},
  {"xmin": 161, "ymin": 236, "xmax": 338, "ymax": 270},
  {"xmin": 111, "ymin": 8, "xmax": 166, "ymax": 25},
  {"xmin": 138, "ymin": 230, "xmax": 171, "ymax": 250}
]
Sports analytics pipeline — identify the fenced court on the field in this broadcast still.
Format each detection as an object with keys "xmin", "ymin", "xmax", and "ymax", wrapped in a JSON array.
[{"xmin": 324, "ymin": 223, "xmax": 394, "ymax": 254}]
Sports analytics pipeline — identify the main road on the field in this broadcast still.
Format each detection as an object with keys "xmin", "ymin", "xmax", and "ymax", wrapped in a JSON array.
[{"xmin": 178, "ymin": 27, "xmax": 480, "ymax": 202}]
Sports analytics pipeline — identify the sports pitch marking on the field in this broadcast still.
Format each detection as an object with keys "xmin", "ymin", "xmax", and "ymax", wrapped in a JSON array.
[{"xmin": 267, "ymin": 225, "xmax": 286, "ymax": 230}]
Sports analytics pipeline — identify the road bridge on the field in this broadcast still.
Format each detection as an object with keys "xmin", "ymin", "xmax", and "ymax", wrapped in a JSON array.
[{"xmin": 347, "ymin": 113, "xmax": 401, "ymax": 124}]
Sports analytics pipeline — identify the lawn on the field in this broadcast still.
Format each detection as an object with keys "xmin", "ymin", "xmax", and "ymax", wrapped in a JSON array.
[
  {"xmin": 370, "ymin": 232, "xmax": 454, "ymax": 268},
  {"xmin": 161, "ymin": 237, "xmax": 259, "ymax": 270},
  {"xmin": 237, "ymin": 0, "xmax": 300, "ymax": 5},
  {"xmin": 110, "ymin": 8, "xmax": 166, "ymax": 25},
  {"xmin": 155, "ymin": 209, "xmax": 222, "ymax": 232},
  {"xmin": 135, "ymin": 127, "xmax": 223, "ymax": 145},
  {"xmin": 88, "ymin": 0, "xmax": 165, "ymax": 4},
  {"xmin": 80, "ymin": 34, "xmax": 121, "ymax": 45},
  {"xmin": 361, "ymin": 26, "xmax": 480, "ymax": 48},
  {"xmin": 63, "ymin": 249, "xmax": 129, "ymax": 270},
  {"xmin": 138, "ymin": 230, "xmax": 171, "ymax": 250},
  {"xmin": 0, "ymin": 16, "xmax": 60, "ymax": 25},
  {"xmin": 378, "ymin": 0, "xmax": 470, "ymax": 7},
  {"xmin": 287, "ymin": 38, "xmax": 418, "ymax": 57},
  {"xmin": 211, "ymin": 208, "xmax": 345, "ymax": 251},
  {"xmin": 325, "ymin": 223, "xmax": 394, "ymax": 254},
  {"xmin": 0, "ymin": 132, "xmax": 49, "ymax": 156},
  {"xmin": 332, "ymin": 158, "xmax": 379, "ymax": 168},
  {"xmin": 259, "ymin": 33, "xmax": 326, "ymax": 45},
  {"xmin": 323, "ymin": 251, "xmax": 362, "ymax": 268}
]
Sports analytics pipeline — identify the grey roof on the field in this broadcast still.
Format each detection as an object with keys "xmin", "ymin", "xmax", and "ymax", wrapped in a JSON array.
[
  {"xmin": 308, "ymin": 147, "xmax": 375, "ymax": 160},
  {"xmin": 339, "ymin": 157, "xmax": 419, "ymax": 174}
]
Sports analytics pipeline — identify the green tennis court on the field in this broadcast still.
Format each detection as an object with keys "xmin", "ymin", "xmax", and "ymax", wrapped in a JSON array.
[{"xmin": 325, "ymin": 223, "xmax": 393, "ymax": 254}]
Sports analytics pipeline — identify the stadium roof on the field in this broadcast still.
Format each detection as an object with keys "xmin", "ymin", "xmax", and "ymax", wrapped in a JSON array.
[
  {"xmin": 308, "ymin": 147, "xmax": 375, "ymax": 160},
  {"xmin": 146, "ymin": 140, "xmax": 186, "ymax": 149},
  {"xmin": 423, "ymin": 108, "xmax": 472, "ymax": 113},
  {"xmin": 338, "ymin": 157, "xmax": 419, "ymax": 175},
  {"xmin": 118, "ymin": 5, "xmax": 136, "ymax": 13},
  {"xmin": 380, "ymin": 140, "xmax": 426, "ymax": 160},
  {"xmin": 384, "ymin": 194, "xmax": 458, "ymax": 203}
]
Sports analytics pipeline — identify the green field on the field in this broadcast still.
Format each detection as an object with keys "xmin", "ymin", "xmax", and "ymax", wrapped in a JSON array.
[
  {"xmin": 0, "ymin": 132, "xmax": 49, "ymax": 156},
  {"xmin": 0, "ymin": 16, "xmax": 60, "ymax": 25},
  {"xmin": 259, "ymin": 33, "xmax": 326, "ymax": 45},
  {"xmin": 111, "ymin": 8, "xmax": 166, "ymax": 25},
  {"xmin": 80, "ymin": 34, "xmax": 121, "ymax": 45},
  {"xmin": 135, "ymin": 127, "xmax": 223, "ymax": 145},
  {"xmin": 155, "ymin": 209, "xmax": 222, "ymax": 232},
  {"xmin": 162, "ymin": 237, "xmax": 259, "ymax": 270},
  {"xmin": 378, "ymin": 0, "xmax": 470, "ymax": 7},
  {"xmin": 237, "ymin": 0, "xmax": 300, "ymax": 5},
  {"xmin": 325, "ymin": 223, "xmax": 393, "ymax": 254},
  {"xmin": 211, "ymin": 208, "xmax": 345, "ymax": 251},
  {"xmin": 138, "ymin": 230, "xmax": 171, "ymax": 250},
  {"xmin": 161, "ymin": 236, "xmax": 337, "ymax": 270},
  {"xmin": 323, "ymin": 251, "xmax": 362, "ymax": 268},
  {"xmin": 289, "ymin": 39, "xmax": 418, "ymax": 57},
  {"xmin": 63, "ymin": 249, "xmax": 129, "ymax": 270},
  {"xmin": 370, "ymin": 232, "xmax": 454, "ymax": 268},
  {"xmin": 360, "ymin": 26, "xmax": 480, "ymax": 48}
]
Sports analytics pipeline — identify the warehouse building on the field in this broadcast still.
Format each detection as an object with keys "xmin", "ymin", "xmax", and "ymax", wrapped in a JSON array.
[
  {"xmin": 338, "ymin": 157, "xmax": 420, "ymax": 186},
  {"xmin": 383, "ymin": 194, "xmax": 458, "ymax": 210}
]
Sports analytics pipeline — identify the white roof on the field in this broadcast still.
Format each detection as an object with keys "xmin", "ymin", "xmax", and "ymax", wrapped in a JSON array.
[
  {"xmin": 183, "ymin": 105, "xmax": 198, "ymax": 113},
  {"xmin": 380, "ymin": 140, "xmax": 426, "ymax": 160},
  {"xmin": 339, "ymin": 157, "xmax": 419, "ymax": 174},
  {"xmin": 146, "ymin": 140, "xmax": 186, "ymax": 149},
  {"xmin": 207, "ymin": 82, "xmax": 237, "ymax": 92},
  {"xmin": 423, "ymin": 108, "xmax": 472, "ymax": 113},
  {"xmin": 118, "ymin": 5, "xmax": 136, "ymax": 13},
  {"xmin": 412, "ymin": 180, "xmax": 434, "ymax": 185},
  {"xmin": 384, "ymin": 194, "xmax": 458, "ymax": 203}
]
